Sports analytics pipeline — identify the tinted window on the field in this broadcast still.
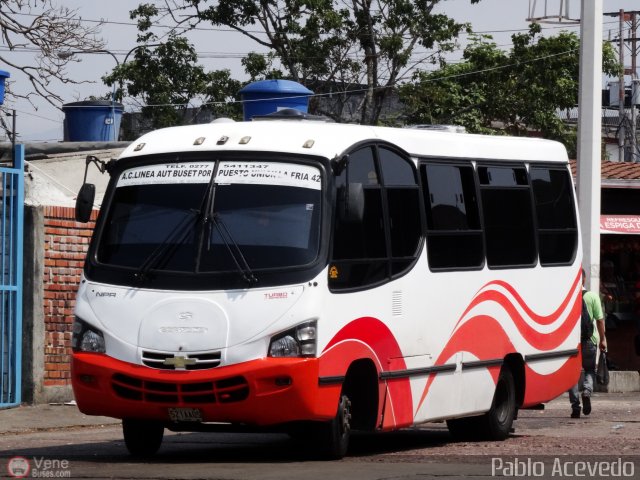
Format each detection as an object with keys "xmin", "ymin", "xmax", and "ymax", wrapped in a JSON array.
[
  {"xmin": 330, "ymin": 145, "xmax": 421, "ymax": 290},
  {"xmin": 379, "ymin": 147, "xmax": 416, "ymax": 185},
  {"xmin": 332, "ymin": 147, "xmax": 385, "ymax": 261},
  {"xmin": 344, "ymin": 147, "xmax": 378, "ymax": 185},
  {"xmin": 331, "ymin": 147, "xmax": 387, "ymax": 288},
  {"xmin": 479, "ymin": 165, "xmax": 536, "ymax": 268},
  {"xmin": 531, "ymin": 167, "xmax": 577, "ymax": 265},
  {"xmin": 422, "ymin": 163, "xmax": 483, "ymax": 269}
]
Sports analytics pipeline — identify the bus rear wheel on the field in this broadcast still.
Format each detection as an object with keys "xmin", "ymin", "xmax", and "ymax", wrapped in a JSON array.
[
  {"xmin": 447, "ymin": 366, "xmax": 516, "ymax": 441},
  {"xmin": 480, "ymin": 366, "xmax": 516, "ymax": 440},
  {"xmin": 122, "ymin": 419, "xmax": 164, "ymax": 457},
  {"xmin": 446, "ymin": 415, "xmax": 483, "ymax": 441}
]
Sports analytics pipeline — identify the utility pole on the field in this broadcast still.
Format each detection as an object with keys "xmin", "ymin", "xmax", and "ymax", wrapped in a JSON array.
[
  {"xmin": 577, "ymin": 0, "xmax": 603, "ymax": 292},
  {"xmin": 619, "ymin": 11, "xmax": 625, "ymax": 161},
  {"xmin": 605, "ymin": 10, "xmax": 640, "ymax": 162},
  {"xmin": 632, "ymin": 13, "xmax": 638, "ymax": 161}
]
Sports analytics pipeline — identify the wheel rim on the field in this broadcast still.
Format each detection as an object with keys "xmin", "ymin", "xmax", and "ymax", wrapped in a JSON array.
[
  {"xmin": 495, "ymin": 371, "xmax": 516, "ymax": 425},
  {"xmin": 339, "ymin": 395, "xmax": 352, "ymax": 437},
  {"xmin": 494, "ymin": 378, "xmax": 510, "ymax": 424}
]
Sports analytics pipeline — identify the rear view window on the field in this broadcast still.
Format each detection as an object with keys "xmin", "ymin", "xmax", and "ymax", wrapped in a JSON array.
[{"xmin": 530, "ymin": 167, "xmax": 577, "ymax": 265}]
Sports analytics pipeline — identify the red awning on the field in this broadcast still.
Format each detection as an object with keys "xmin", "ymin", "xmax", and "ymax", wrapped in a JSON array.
[{"xmin": 601, "ymin": 215, "xmax": 640, "ymax": 234}]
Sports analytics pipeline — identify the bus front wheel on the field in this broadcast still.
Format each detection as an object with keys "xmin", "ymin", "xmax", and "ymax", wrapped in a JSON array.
[
  {"xmin": 313, "ymin": 393, "xmax": 352, "ymax": 459},
  {"xmin": 122, "ymin": 419, "xmax": 164, "ymax": 457}
]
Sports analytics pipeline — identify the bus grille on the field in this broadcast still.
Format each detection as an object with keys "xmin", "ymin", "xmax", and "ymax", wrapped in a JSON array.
[
  {"xmin": 141, "ymin": 350, "xmax": 222, "ymax": 370},
  {"xmin": 111, "ymin": 373, "xmax": 249, "ymax": 404}
]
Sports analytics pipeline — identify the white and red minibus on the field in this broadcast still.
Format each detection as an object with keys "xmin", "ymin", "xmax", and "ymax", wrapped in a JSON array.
[{"xmin": 71, "ymin": 115, "xmax": 582, "ymax": 458}]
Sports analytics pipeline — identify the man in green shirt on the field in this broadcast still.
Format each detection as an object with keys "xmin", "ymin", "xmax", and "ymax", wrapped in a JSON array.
[{"xmin": 569, "ymin": 268, "xmax": 607, "ymax": 418}]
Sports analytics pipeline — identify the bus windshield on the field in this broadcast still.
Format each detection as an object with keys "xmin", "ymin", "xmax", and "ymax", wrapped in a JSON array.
[{"xmin": 97, "ymin": 160, "xmax": 322, "ymax": 275}]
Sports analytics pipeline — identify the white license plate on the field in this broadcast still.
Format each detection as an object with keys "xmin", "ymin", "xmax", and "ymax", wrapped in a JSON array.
[{"xmin": 168, "ymin": 407, "xmax": 203, "ymax": 422}]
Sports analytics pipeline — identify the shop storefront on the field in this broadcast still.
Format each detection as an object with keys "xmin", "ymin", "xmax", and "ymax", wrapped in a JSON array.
[{"xmin": 600, "ymin": 187, "xmax": 640, "ymax": 371}]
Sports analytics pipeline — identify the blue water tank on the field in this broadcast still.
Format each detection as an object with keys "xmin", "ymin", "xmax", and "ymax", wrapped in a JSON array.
[
  {"xmin": 0, "ymin": 70, "xmax": 10, "ymax": 105},
  {"xmin": 239, "ymin": 80, "xmax": 313, "ymax": 121},
  {"xmin": 62, "ymin": 100, "xmax": 123, "ymax": 141}
]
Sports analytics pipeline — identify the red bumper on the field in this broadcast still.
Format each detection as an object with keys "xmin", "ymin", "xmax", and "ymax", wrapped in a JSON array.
[{"xmin": 72, "ymin": 353, "xmax": 340, "ymax": 425}]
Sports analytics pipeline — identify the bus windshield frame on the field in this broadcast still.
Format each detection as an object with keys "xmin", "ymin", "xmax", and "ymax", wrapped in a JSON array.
[{"xmin": 84, "ymin": 152, "xmax": 333, "ymax": 290}]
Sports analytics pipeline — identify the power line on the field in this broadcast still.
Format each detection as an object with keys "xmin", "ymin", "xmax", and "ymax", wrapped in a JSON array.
[
  {"xmin": 2, "ymin": 107, "xmax": 61, "ymax": 124},
  {"xmin": 11, "ymin": 9, "xmax": 622, "ymax": 39},
  {"xmin": 119, "ymin": 47, "xmax": 580, "ymax": 110},
  {"xmin": 8, "ymin": 44, "xmax": 582, "ymax": 140}
]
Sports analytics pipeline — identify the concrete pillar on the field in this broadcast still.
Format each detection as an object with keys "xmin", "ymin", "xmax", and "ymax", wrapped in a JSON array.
[{"xmin": 22, "ymin": 205, "xmax": 45, "ymax": 404}]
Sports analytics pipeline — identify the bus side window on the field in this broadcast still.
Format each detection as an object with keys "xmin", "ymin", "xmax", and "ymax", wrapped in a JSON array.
[
  {"xmin": 330, "ymin": 145, "xmax": 421, "ymax": 290},
  {"xmin": 478, "ymin": 165, "xmax": 536, "ymax": 268},
  {"xmin": 378, "ymin": 147, "xmax": 422, "ymax": 276},
  {"xmin": 530, "ymin": 167, "xmax": 578, "ymax": 265},
  {"xmin": 331, "ymin": 147, "xmax": 387, "ymax": 289},
  {"xmin": 421, "ymin": 162, "xmax": 484, "ymax": 270}
]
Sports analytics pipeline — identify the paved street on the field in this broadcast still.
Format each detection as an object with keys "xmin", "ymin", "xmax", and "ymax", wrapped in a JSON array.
[{"xmin": 1, "ymin": 392, "xmax": 639, "ymax": 479}]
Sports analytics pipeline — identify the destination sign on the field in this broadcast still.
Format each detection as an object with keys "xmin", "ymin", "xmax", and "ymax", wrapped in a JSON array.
[{"xmin": 117, "ymin": 161, "xmax": 321, "ymax": 190}]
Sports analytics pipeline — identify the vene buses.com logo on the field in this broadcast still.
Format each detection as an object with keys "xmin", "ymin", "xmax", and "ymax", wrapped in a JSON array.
[
  {"xmin": 7, "ymin": 457, "xmax": 30, "ymax": 478},
  {"xmin": 7, "ymin": 456, "xmax": 71, "ymax": 478}
]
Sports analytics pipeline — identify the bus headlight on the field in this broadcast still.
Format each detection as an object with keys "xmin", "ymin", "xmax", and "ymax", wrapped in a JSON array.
[
  {"xmin": 72, "ymin": 318, "xmax": 106, "ymax": 353},
  {"xmin": 269, "ymin": 321, "xmax": 317, "ymax": 358}
]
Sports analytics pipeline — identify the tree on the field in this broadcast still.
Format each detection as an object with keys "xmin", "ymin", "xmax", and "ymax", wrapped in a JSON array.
[
  {"xmin": 154, "ymin": 0, "xmax": 480, "ymax": 125},
  {"xmin": 0, "ymin": 0, "xmax": 103, "ymax": 109},
  {"xmin": 102, "ymin": 4, "xmax": 242, "ymax": 138},
  {"xmin": 399, "ymin": 25, "xmax": 620, "ymax": 156}
]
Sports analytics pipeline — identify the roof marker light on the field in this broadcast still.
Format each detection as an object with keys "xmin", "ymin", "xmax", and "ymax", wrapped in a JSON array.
[
  {"xmin": 303, "ymin": 139, "xmax": 315, "ymax": 148},
  {"xmin": 239, "ymin": 136, "xmax": 251, "ymax": 145},
  {"xmin": 133, "ymin": 143, "xmax": 145, "ymax": 152},
  {"xmin": 193, "ymin": 137, "xmax": 206, "ymax": 145},
  {"xmin": 217, "ymin": 136, "xmax": 229, "ymax": 145}
]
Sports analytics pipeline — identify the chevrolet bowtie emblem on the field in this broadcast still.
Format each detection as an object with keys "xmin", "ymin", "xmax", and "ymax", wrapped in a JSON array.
[{"xmin": 163, "ymin": 356, "xmax": 197, "ymax": 369}]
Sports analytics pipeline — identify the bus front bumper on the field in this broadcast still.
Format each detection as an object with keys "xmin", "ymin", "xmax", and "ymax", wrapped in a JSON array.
[{"xmin": 72, "ymin": 353, "xmax": 340, "ymax": 426}]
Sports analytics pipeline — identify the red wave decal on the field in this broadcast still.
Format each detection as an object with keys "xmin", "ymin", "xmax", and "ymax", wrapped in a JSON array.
[
  {"xmin": 523, "ymin": 352, "xmax": 581, "ymax": 407},
  {"xmin": 463, "ymin": 291, "xmax": 581, "ymax": 351},
  {"xmin": 416, "ymin": 315, "xmax": 515, "ymax": 412},
  {"xmin": 455, "ymin": 269, "xmax": 582, "ymax": 331},
  {"xmin": 324, "ymin": 317, "xmax": 404, "ymax": 359},
  {"xmin": 416, "ymin": 268, "xmax": 582, "ymax": 414},
  {"xmin": 321, "ymin": 317, "xmax": 414, "ymax": 427}
]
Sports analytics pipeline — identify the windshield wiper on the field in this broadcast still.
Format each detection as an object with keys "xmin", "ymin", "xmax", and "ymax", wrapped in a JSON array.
[
  {"xmin": 193, "ymin": 162, "xmax": 257, "ymax": 284},
  {"xmin": 135, "ymin": 164, "xmax": 217, "ymax": 283},
  {"xmin": 134, "ymin": 210, "xmax": 200, "ymax": 283},
  {"xmin": 210, "ymin": 213, "xmax": 258, "ymax": 284}
]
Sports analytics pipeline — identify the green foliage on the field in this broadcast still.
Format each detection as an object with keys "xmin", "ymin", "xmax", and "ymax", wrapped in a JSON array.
[
  {"xmin": 399, "ymin": 25, "xmax": 620, "ymax": 156},
  {"xmin": 169, "ymin": 0, "xmax": 479, "ymax": 124},
  {"xmin": 102, "ymin": 3, "xmax": 242, "ymax": 137},
  {"xmin": 241, "ymin": 52, "xmax": 284, "ymax": 82}
]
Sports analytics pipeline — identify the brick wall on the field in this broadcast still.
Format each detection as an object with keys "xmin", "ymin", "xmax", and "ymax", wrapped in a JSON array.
[{"xmin": 43, "ymin": 206, "xmax": 97, "ymax": 388}]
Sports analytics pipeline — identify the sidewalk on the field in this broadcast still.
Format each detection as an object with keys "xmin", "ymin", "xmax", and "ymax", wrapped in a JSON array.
[
  {"xmin": 0, "ymin": 402, "xmax": 119, "ymax": 435},
  {"xmin": 1, "ymin": 392, "xmax": 639, "ymax": 435}
]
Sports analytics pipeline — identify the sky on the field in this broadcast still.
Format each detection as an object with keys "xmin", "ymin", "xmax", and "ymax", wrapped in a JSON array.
[{"xmin": 1, "ymin": 0, "xmax": 639, "ymax": 142}]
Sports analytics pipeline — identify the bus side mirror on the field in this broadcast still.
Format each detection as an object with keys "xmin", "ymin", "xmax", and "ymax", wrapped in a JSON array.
[
  {"xmin": 634, "ymin": 334, "xmax": 640, "ymax": 356},
  {"xmin": 75, "ymin": 183, "xmax": 96, "ymax": 223},
  {"xmin": 338, "ymin": 183, "xmax": 364, "ymax": 223}
]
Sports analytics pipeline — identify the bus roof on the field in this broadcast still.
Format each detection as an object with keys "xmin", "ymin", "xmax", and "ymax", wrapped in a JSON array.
[{"xmin": 120, "ymin": 120, "xmax": 569, "ymax": 164}]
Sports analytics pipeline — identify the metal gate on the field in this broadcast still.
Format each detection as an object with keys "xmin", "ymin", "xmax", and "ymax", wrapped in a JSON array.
[{"xmin": 0, "ymin": 144, "xmax": 24, "ymax": 408}]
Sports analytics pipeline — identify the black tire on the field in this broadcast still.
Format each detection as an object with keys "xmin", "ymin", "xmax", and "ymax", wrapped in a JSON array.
[
  {"xmin": 446, "ymin": 415, "xmax": 483, "ymax": 441},
  {"xmin": 122, "ymin": 419, "xmax": 164, "ymax": 457},
  {"xmin": 312, "ymin": 393, "xmax": 352, "ymax": 459},
  {"xmin": 478, "ymin": 366, "xmax": 516, "ymax": 440},
  {"xmin": 447, "ymin": 367, "xmax": 516, "ymax": 441}
]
